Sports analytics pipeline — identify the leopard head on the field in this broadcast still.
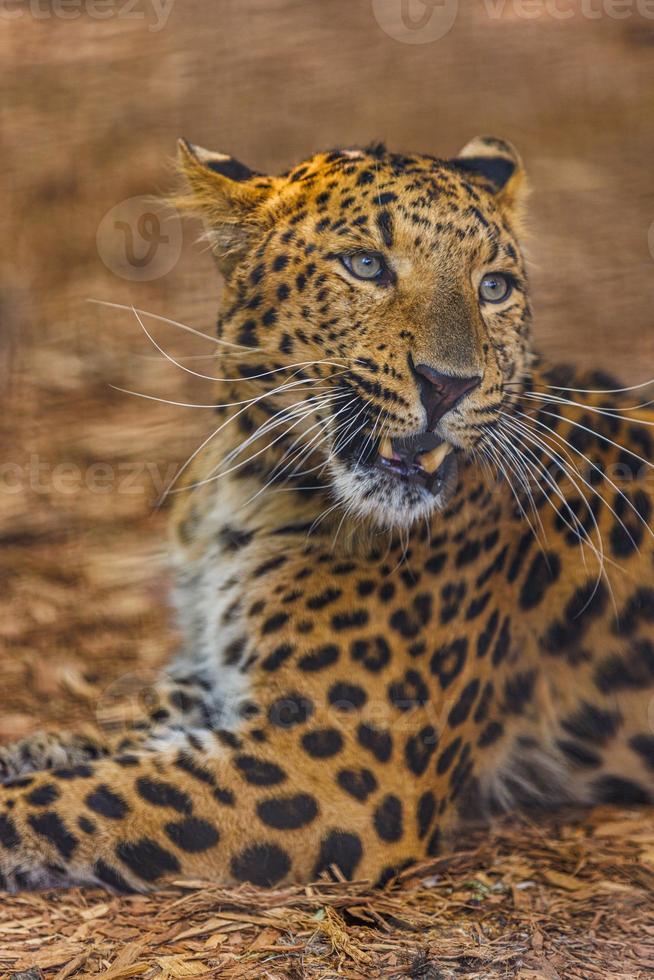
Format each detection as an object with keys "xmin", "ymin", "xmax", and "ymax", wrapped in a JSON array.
[{"xmin": 178, "ymin": 137, "xmax": 531, "ymax": 529}]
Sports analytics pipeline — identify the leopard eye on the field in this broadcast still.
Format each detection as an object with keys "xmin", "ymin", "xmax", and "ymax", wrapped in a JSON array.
[
  {"xmin": 479, "ymin": 273, "xmax": 512, "ymax": 304},
  {"xmin": 341, "ymin": 251, "xmax": 388, "ymax": 282}
]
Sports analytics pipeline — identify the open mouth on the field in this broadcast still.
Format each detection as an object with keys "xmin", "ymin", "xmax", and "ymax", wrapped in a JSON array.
[{"xmin": 376, "ymin": 432, "xmax": 455, "ymax": 495}]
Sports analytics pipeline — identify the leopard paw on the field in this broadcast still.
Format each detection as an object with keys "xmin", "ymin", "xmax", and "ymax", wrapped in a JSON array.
[{"xmin": 0, "ymin": 730, "xmax": 109, "ymax": 783}]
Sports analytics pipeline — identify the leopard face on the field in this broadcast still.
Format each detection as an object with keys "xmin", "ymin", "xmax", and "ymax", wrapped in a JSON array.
[{"xmin": 178, "ymin": 136, "xmax": 532, "ymax": 528}]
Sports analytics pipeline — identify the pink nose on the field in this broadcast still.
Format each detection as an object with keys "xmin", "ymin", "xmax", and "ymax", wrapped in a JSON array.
[{"xmin": 412, "ymin": 362, "xmax": 481, "ymax": 430}]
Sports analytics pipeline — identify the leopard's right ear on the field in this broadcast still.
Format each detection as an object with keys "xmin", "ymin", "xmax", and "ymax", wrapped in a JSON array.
[{"xmin": 176, "ymin": 139, "xmax": 275, "ymax": 275}]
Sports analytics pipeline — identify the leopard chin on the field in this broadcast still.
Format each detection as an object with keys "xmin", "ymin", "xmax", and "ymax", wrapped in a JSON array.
[{"xmin": 329, "ymin": 448, "xmax": 460, "ymax": 530}]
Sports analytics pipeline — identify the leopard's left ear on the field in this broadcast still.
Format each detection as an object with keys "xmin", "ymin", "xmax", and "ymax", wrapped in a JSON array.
[{"xmin": 452, "ymin": 137, "xmax": 527, "ymax": 216}]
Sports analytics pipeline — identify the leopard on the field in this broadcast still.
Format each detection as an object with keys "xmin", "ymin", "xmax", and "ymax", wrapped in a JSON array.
[{"xmin": 1, "ymin": 135, "xmax": 653, "ymax": 893}]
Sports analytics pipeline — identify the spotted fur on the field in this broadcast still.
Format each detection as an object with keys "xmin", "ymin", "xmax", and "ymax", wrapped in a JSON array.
[{"xmin": 1, "ymin": 137, "xmax": 652, "ymax": 893}]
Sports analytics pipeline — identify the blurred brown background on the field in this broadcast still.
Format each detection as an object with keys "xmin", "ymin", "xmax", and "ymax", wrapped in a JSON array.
[{"xmin": 1, "ymin": 0, "xmax": 653, "ymax": 735}]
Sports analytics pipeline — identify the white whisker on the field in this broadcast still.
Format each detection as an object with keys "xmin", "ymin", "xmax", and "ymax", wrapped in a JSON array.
[
  {"xmin": 158, "ymin": 379, "xmax": 338, "ymax": 500},
  {"xmin": 517, "ymin": 389, "xmax": 654, "ymax": 424},
  {"xmin": 512, "ymin": 408, "xmax": 653, "ymax": 544},
  {"xmin": 89, "ymin": 298, "xmax": 253, "ymax": 350},
  {"xmin": 507, "ymin": 375, "xmax": 654, "ymax": 396}
]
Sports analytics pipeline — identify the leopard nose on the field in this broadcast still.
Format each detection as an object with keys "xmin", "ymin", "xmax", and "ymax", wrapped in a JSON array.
[{"xmin": 412, "ymin": 362, "xmax": 482, "ymax": 430}]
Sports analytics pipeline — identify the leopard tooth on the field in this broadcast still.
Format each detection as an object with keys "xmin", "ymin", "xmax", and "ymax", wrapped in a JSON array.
[
  {"xmin": 379, "ymin": 436, "xmax": 394, "ymax": 460},
  {"xmin": 418, "ymin": 441, "xmax": 453, "ymax": 474}
]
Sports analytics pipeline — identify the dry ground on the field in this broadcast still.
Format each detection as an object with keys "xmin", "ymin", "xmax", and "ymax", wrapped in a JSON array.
[
  {"xmin": 1, "ymin": 2, "xmax": 654, "ymax": 976},
  {"xmin": 1, "ymin": 810, "xmax": 653, "ymax": 978}
]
